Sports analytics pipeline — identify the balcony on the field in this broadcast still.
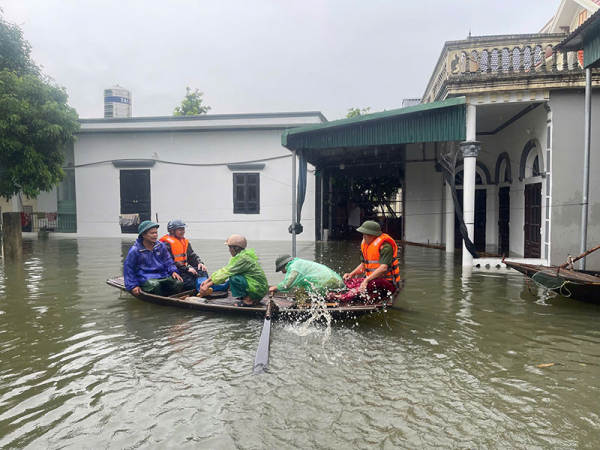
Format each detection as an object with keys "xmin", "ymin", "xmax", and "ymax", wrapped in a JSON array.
[{"xmin": 422, "ymin": 33, "xmax": 600, "ymax": 104}]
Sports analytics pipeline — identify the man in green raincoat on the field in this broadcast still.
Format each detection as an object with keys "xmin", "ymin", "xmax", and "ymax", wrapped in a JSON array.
[
  {"xmin": 268, "ymin": 254, "xmax": 345, "ymax": 297},
  {"xmin": 198, "ymin": 234, "xmax": 268, "ymax": 307}
]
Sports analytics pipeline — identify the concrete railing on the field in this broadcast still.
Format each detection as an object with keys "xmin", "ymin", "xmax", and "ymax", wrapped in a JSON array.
[{"xmin": 422, "ymin": 33, "xmax": 585, "ymax": 103}]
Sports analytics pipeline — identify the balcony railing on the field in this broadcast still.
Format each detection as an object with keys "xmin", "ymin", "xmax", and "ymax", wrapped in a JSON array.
[{"xmin": 422, "ymin": 33, "xmax": 589, "ymax": 103}]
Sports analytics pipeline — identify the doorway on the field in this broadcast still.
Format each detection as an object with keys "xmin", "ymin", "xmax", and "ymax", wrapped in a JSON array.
[
  {"xmin": 524, "ymin": 182, "xmax": 542, "ymax": 258},
  {"xmin": 498, "ymin": 187, "xmax": 510, "ymax": 255},
  {"xmin": 455, "ymin": 189, "xmax": 487, "ymax": 252},
  {"xmin": 120, "ymin": 170, "xmax": 151, "ymax": 234}
]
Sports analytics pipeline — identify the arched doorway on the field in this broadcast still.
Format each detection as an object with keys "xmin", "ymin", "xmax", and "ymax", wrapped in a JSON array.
[
  {"xmin": 495, "ymin": 153, "xmax": 512, "ymax": 255},
  {"xmin": 454, "ymin": 164, "xmax": 489, "ymax": 252},
  {"xmin": 520, "ymin": 141, "xmax": 544, "ymax": 258}
]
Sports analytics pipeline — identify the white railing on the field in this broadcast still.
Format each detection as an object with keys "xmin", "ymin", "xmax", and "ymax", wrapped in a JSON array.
[{"xmin": 423, "ymin": 34, "xmax": 584, "ymax": 103}]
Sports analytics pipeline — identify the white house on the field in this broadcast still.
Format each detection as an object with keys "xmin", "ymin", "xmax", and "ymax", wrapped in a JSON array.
[
  {"xmin": 66, "ymin": 111, "xmax": 325, "ymax": 241},
  {"xmin": 282, "ymin": 0, "xmax": 600, "ymax": 269}
]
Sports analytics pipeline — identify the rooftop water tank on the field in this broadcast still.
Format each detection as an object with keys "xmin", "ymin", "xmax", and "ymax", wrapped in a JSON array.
[{"xmin": 104, "ymin": 86, "xmax": 132, "ymax": 118}]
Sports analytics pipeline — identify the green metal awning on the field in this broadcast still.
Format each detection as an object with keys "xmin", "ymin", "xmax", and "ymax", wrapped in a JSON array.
[
  {"xmin": 555, "ymin": 8, "xmax": 600, "ymax": 68},
  {"xmin": 282, "ymin": 97, "xmax": 466, "ymax": 151}
]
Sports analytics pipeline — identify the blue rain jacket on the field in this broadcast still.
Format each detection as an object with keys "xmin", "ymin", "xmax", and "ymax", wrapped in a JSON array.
[{"xmin": 123, "ymin": 238, "xmax": 178, "ymax": 291}]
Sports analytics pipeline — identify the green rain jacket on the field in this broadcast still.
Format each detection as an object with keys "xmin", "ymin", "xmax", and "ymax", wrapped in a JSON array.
[
  {"xmin": 276, "ymin": 258, "xmax": 345, "ymax": 293},
  {"xmin": 211, "ymin": 248, "xmax": 268, "ymax": 300}
]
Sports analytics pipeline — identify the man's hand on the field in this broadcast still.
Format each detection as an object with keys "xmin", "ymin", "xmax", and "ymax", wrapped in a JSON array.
[
  {"xmin": 188, "ymin": 267, "xmax": 198, "ymax": 276},
  {"xmin": 198, "ymin": 263, "xmax": 207, "ymax": 272},
  {"xmin": 198, "ymin": 278, "xmax": 213, "ymax": 296},
  {"xmin": 132, "ymin": 286, "xmax": 141, "ymax": 296},
  {"xmin": 269, "ymin": 286, "xmax": 278, "ymax": 294},
  {"xmin": 172, "ymin": 272, "xmax": 183, "ymax": 282},
  {"xmin": 359, "ymin": 279, "xmax": 369, "ymax": 293},
  {"xmin": 343, "ymin": 273, "xmax": 352, "ymax": 281}
]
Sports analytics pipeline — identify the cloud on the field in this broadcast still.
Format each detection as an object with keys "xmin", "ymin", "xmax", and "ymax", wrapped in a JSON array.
[{"xmin": 2, "ymin": 0, "xmax": 556, "ymax": 120}]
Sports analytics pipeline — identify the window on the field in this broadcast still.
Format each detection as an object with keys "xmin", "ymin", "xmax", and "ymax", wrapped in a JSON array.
[
  {"xmin": 455, "ymin": 170, "xmax": 483, "ymax": 186},
  {"xmin": 233, "ymin": 173, "xmax": 260, "ymax": 214},
  {"xmin": 532, "ymin": 155, "xmax": 540, "ymax": 177}
]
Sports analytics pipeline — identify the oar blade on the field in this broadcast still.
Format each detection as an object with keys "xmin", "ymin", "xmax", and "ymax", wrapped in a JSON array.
[{"xmin": 253, "ymin": 317, "xmax": 271, "ymax": 374}]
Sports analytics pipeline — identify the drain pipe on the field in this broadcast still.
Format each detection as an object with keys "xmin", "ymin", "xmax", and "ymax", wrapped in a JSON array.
[
  {"xmin": 580, "ymin": 67, "xmax": 592, "ymax": 270},
  {"xmin": 292, "ymin": 149, "xmax": 297, "ymax": 257}
]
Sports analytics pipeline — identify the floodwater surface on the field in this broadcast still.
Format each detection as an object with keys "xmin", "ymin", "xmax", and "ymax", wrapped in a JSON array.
[{"xmin": 0, "ymin": 236, "xmax": 599, "ymax": 449}]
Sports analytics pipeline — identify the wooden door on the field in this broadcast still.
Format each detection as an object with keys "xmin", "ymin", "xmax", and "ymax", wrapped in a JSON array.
[
  {"xmin": 524, "ymin": 182, "xmax": 542, "ymax": 258},
  {"xmin": 120, "ymin": 170, "xmax": 151, "ymax": 234},
  {"xmin": 474, "ymin": 189, "xmax": 487, "ymax": 251},
  {"xmin": 498, "ymin": 187, "xmax": 510, "ymax": 255}
]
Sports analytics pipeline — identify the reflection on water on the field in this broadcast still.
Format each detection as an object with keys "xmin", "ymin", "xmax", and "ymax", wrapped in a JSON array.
[{"xmin": 1, "ymin": 236, "xmax": 599, "ymax": 449}]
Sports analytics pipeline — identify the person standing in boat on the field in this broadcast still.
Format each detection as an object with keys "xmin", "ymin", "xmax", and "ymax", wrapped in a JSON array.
[
  {"xmin": 197, "ymin": 235, "xmax": 268, "ymax": 307},
  {"xmin": 268, "ymin": 254, "xmax": 345, "ymax": 298},
  {"xmin": 123, "ymin": 220, "xmax": 184, "ymax": 297},
  {"xmin": 338, "ymin": 220, "xmax": 400, "ymax": 303},
  {"xmin": 159, "ymin": 219, "xmax": 208, "ymax": 292}
]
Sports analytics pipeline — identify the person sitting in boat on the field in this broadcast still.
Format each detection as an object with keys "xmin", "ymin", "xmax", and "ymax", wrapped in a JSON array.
[
  {"xmin": 123, "ymin": 220, "xmax": 184, "ymax": 297},
  {"xmin": 197, "ymin": 235, "xmax": 268, "ymax": 307},
  {"xmin": 336, "ymin": 220, "xmax": 400, "ymax": 303},
  {"xmin": 268, "ymin": 254, "xmax": 345, "ymax": 299},
  {"xmin": 159, "ymin": 219, "xmax": 208, "ymax": 292}
]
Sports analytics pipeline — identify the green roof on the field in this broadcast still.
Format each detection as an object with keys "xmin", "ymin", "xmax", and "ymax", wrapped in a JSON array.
[{"xmin": 281, "ymin": 97, "xmax": 466, "ymax": 150}]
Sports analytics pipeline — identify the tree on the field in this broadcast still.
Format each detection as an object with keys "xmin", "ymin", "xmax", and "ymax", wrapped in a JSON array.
[
  {"xmin": 173, "ymin": 87, "xmax": 211, "ymax": 116},
  {"xmin": 345, "ymin": 107, "xmax": 371, "ymax": 118},
  {"xmin": 0, "ymin": 12, "xmax": 79, "ymax": 200}
]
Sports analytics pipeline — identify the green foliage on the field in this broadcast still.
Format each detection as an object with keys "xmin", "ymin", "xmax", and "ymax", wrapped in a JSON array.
[
  {"xmin": 332, "ymin": 174, "xmax": 401, "ymax": 217},
  {"xmin": 0, "ymin": 13, "xmax": 38, "ymax": 77},
  {"xmin": 345, "ymin": 107, "xmax": 371, "ymax": 118},
  {"xmin": 173, "ymin": 87, "xmax": 211, "ymax": 116},
  {"xmin": 0, "ymin": 12, "xmax": 79, "ymax": 200}
]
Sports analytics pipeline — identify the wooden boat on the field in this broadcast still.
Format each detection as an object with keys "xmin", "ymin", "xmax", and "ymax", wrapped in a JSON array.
[
  {"xmin": 504, "ymin": 260, "xmax": 600, "ymax": 304},
  {"xmin": 106, "ymin": 276, "xmax": 400, "ymax": 320}
]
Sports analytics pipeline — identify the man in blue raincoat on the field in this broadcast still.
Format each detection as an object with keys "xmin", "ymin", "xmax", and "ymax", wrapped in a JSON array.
[{"xmin": 124, "ymin": 221, "xmax": 184, "ymax": 297}]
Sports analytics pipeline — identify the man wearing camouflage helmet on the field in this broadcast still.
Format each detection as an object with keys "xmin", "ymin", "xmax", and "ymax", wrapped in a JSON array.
[
  {"xmin": 123, "ymin": 220, "xmax": 184, "ymax": 297},
  {"xmin": 269, "ymin": 254, "xmax": 344, "ymax": 296},
  {"xmin": 198, "ymin": 235, "xmax": 268, "ymax": 307},
  {"xmin": 337, "ymin": 220, "xmax": 401, "ymax": 303}
]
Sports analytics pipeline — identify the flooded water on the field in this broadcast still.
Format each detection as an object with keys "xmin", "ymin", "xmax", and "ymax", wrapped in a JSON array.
[{"xmin": 0, "ymin": 235, "xmax": 599, "ymax": 449}]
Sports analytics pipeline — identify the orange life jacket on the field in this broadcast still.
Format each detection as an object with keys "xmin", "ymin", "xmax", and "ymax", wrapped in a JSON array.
[
  {"xmin": 159, "ymin": 235, "xmax": 189, "ymax": 265},
  {"xmin": 360, "ymin": 233, "xmax": 400, "ymax": 286}
]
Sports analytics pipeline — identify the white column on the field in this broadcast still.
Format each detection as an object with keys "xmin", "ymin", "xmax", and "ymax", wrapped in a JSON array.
[
  {"xmin": 461, "ymin": 105, "xmax": 479, "ymax": 267},
  {"xmin": 445, "ymin": 182, "xmax": 455, "ymax": 253},
  {"xmin": 460, "ymin": 141, "xmax": 480, "ymax": 267}
]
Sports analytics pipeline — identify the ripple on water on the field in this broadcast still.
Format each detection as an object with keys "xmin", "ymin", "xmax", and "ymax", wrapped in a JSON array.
[{"xmin": 0, "ymin": 238, "xmax": 599, "ymax": 449}]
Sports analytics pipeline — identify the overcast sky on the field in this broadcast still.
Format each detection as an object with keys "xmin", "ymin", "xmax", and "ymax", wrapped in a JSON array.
[{"xmin": 3, "ymin": 0, "xmax": 558, "ymax": 120}]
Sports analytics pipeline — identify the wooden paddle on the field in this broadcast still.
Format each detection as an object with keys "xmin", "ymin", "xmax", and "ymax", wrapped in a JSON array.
[{"xmin": 253, "ymin": 294, "xmax": 274, "ymax": 375}]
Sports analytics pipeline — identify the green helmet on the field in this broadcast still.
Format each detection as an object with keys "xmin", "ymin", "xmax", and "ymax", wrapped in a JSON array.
[
  {"xmin": 275, "ymin": 254, "xmax": 294, "ymax": 272},
  {"xmin": 138, "ymin": 220, "xmax": 160, "ymax": 237},
  {"xmin": 356, "ymin": 220, "xmax": 382, "ymax": 236}
]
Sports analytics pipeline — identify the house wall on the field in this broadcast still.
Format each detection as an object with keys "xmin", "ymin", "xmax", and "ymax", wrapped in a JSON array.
[
  {"xmin": 73, "ymin": 129, "xmax": 315, "ymax": 241},
  {"xmin": 404, "ymin": 143, "xmax": 444, "ymax": 245},
  {"xmin": 549, "ymin": 89, "xmax": 600, "ymax": 270},
  {"xmin": 478, "ymin": 104, "xmax": 549, "ymax": 257},
  {"xmin": 36, "ymin": 189, "xmax": 58, "ymax": 212}
]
